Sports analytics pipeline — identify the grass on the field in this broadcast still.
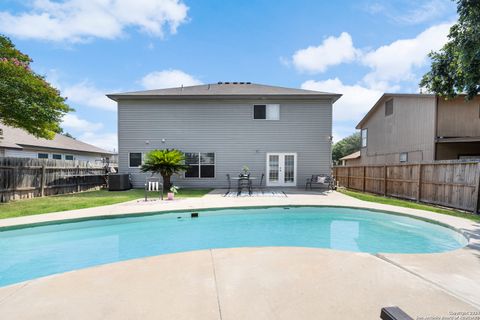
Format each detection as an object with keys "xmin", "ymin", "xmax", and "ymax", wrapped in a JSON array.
[
  {"xmin": 0, "ymin": 188, "xmax": 212, "ymax": 220},
  {"xmin": 339, "ymin": 188, "xmax": 480, "ymax": 222}
]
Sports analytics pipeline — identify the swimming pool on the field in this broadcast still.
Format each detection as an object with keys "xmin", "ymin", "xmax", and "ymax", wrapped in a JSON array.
[{"xmin": 0, "ymin": 206, "xmax": 468, "ymax": 287}]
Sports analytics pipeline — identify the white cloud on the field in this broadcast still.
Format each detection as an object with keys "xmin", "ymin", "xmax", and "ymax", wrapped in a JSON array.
[
  {"xmin": 63, "ymin": 81, "xmax": 117, "ymax": 111},
  {"xmin": 292, "ymin": 32, "xmax": 359, "ymax": 73},
  {"xmin": 361, "ymin": 23, "xmax": 452, "ymax": 90},
  {"xmin": 0, "ymin": 0, "xmax": 188, "ymax": 42},
  {"xmin": 62, "ymin": 114, "xmax": 103, "ymax": 132},
  {"xmin": 364, "ymin": 0, "xmax": 454, "ymax": 25},
  {"xmin": 302, "ymin": 78, "xmax": 382, "ymax": 122},
  {"xmin": 140, "ymin": 69, "xmax": 202, "ymax": 89},
  {"xmin": 78, "ymin": 131, "xmax": 118, "ymax": 152}
]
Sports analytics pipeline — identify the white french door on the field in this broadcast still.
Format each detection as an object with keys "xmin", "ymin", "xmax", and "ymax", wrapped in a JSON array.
[{"xmin": 266, "ymin": 153, "xmax": 297, "ymax": 187}]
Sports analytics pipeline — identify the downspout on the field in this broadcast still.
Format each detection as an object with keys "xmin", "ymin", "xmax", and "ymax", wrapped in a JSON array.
[{"xmin": 433, "ymin": 95, "xmax": 439, "ymax": 160}]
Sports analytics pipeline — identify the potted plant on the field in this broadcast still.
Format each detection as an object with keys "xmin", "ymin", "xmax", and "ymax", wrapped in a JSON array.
[
  {"xmin": 168, "ymin": 185, "xmax": 179, "ymax": 200},
  {"xmin": 140, "ymin": 149, "xmax": 188, "ymax": 196},
  {"xmin": 240, "ymin": 165, "xmax": 250, "ymax": 177}
]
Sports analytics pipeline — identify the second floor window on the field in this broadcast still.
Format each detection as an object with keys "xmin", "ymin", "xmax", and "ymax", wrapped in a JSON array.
[
  {"xmin": 361, "ymin": 129, "xmax": 368, "ymax": 147},
  {"xmin": 52, "ymin": 154, "xmax": 62, "ymax": 160},
  {"xmin": 38, "ymin": 153, "xmax": 48, "ymax": 159},
  {"xmin": 253, "ymin": 104, "xmax": 280, "ymax": 120},
  {"xmin": 385, "ymin": 99, "xmax": 393, "ymax": 116},
  {"xmin": 129, "ymin": 153, "xmax": 142, "ymax": 167}
]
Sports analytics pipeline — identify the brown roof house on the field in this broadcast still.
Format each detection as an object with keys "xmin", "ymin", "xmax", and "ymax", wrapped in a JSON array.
[
  {"xmin": 0, "ymin": 124, "xmax": 114, "ymax": 165},
  {"xmin": 339, "ymin": 151, "xmax": 361, "ymax": 166},
  {"xmin": 355, "ymin": 94, "xmax": 480, "ymax": 164}
]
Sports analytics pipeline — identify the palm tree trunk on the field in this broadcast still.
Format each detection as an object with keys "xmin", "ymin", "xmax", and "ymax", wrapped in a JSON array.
[{"xmin": 162, "ymin": 174, "xmax": 172, "ymax": 191}]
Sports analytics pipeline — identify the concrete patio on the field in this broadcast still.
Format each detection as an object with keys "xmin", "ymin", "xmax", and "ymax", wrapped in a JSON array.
[{"xmin": 0, "ymin": 189, "xmax": 479, "ymax": 319}]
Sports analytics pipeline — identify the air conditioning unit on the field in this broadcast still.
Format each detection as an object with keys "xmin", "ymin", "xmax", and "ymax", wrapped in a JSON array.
[{"xmin": 108, "ymin": 174, "xmax": 132, "ymax": 191}]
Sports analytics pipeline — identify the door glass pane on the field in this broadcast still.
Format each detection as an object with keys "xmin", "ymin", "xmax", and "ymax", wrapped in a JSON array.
[
  {"xmin": 284, "ymin": 155, "xmax": 295, "ymax": 183},
  {"xmin": 269, "ymin": 155, "xmax": 279, "ymax": 182}
]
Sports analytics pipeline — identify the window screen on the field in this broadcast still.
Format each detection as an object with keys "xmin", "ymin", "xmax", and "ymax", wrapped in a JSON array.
[
  {"xmin": 361, "ymin": 129, "xmax": 368, "ymax": 147},
  {"xmin": 254, "ymin": 105, "xmax": 266, "ymax": 119},
  {"xmin": 385, "ymin": 99, "xmax": 393, "ymax": 116},
  {"xmin": 399, "ymin": 152, "xmax": 408, "ymax": 162},
  {"xmin": 129, "ymin": 153, "xmax": 142, "ymax": 167}
]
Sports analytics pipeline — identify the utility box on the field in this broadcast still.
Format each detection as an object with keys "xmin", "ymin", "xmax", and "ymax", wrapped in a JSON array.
[{"xmin": 108, "ymin": 174, "xmax": 131, "ymax": 191}]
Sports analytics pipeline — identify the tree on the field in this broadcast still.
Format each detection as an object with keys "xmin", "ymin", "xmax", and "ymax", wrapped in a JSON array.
[
  {"xmin": 420, "ymin": 0, "xmax": 480, "ymax": 99},
  {"xmin": 0, "ymin": 35, "xmax": 72, "ymax": 139},
  {"xmin": 141, "ymin": 149, "xmax": 189, "ymax": 190},
  {"xmin": 332, "ymin": 132, "xmax": 361, "ymax": 164}
]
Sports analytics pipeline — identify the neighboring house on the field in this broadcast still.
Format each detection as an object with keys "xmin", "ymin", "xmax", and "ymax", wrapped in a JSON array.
[
  {"xmin": 339, "ymin": 151, "xmax": 361, "ymax": 166},
  {"xmin": 108, "ymin": 82, "xmax": 340, "ymax": 188},
  {"xmin": 355, "ymin": 94, "xmax": 480, "ymax": 165},
  {"xmin": 0, "ymin": 124, "xmax": 115, "ymax": 165}
]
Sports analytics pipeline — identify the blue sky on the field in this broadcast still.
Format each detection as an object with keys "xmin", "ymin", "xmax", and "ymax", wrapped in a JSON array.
[{"xmin": 0, "ymin": 0, "xmax": 457, "ymax": 151}]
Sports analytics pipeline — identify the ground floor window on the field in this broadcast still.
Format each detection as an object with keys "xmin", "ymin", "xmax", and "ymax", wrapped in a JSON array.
[
  {"xmin": 399, "ymin": 152, "xmax": 408, "ymax": 163},
  {"xmin": 38, "ymin": 153, "xmax": 48, "ymax": 159},
  {"xmin": 52, "ymin": 154, "xmax": 62, "ymax": 160},
  {"xmin": 65, "ymin": 155, "xmax": 74, "ymax": 160},
  {"xmin": 185, "ymin": 152, "xmax": 215, "ymax": 178}
]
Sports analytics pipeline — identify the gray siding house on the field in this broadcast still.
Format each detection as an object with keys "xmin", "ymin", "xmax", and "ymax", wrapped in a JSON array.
[{"xmin": 108, "ymin": 82, "xmax": 340, "ymax": 188}]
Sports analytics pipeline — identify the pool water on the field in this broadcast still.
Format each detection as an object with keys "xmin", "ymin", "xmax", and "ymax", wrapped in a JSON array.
[{"xmin": 0, "ymin": 206, "xmax": 467, "ymax": 287}]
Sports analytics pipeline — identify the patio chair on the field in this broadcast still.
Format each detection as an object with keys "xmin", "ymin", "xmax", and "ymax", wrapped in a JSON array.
[
  {"xmin": 252, "ymin": 173, "xmax": 265, "ymax": 194},
  {"xmin": 224, "ymin": 174, "xmax": 232, "ymax": 196},
  {"xmin": 145, "ymin": 176, "xmax": 163, "ymax": 201},
  {"xmin": 305, "ymin": 174, "xmax": 335, "ymax": 190}
]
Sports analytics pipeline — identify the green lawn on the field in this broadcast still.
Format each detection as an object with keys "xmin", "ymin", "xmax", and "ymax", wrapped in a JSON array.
[
  {"xmin": 339, "ymin": 189, "xmax": 480, "ymax": 222},
  {"xmin": 0, "ymin": 188, "xmax": 212, "ymax": 220}
]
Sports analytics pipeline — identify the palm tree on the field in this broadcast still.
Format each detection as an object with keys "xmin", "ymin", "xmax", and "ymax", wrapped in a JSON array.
[{"xmin": 140, "ymin": 149, "xmax": 188, "ymax": 190}]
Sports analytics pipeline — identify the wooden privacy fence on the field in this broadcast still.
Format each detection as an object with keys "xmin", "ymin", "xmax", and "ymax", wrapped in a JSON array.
[
  {"xmin": 333, "ymin": 161, "xmax": 480, "ymax": 213},
  {"xmin": 0, "ymin": 157, "xmax": 107, "ymax": 203}
]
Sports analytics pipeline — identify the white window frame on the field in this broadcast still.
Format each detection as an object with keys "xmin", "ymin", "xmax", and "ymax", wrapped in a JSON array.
[
  {"xmin": 129, "ymin": 152, "xmax": 143, "ymax": 168},
  {"xmin": 253, "ymin": 104, "xmax": 280, "ymax": 120},
  {"xmin": 65, "ymin": 155, "xmax": 74, "ymax": 161},
  {"xmin": 184, "ymin": 152, "xmax": 216, "ymax": 179},
  {"xmin": 399, "ymin": 152, "xmax": 408, "ymax": 163},
  {"xmin": 38, "ymin": 153, "xmax": 49, "ymax": 159},
  {"xmin": 361, "ymin": 129, "xmax": 368, "ymax": 148}
]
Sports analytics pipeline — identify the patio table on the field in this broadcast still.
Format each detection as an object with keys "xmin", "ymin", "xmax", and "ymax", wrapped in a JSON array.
[{"xmin": 231, "ymin": 176, "xmax": 257, "ymax": 195}]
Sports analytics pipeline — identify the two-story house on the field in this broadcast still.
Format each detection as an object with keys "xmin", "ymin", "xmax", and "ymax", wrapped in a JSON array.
[
  {"xmin": 107, "ymin": 82, "xmax": 340, "ymax": 188},
  {"xmin": 355, "ymin": 93, "xmax": 480, "ymax": 164}
]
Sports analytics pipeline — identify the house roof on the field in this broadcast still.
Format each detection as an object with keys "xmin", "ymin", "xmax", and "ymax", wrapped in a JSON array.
[
  {"xmin": 355, "ymin": 93, "xmax": 435, "ymax": 129},
  {"xmin": 339, "ymin": 151, "xmax": 361, "ymax": 161},
  {"xmin": 107, "ymin": 82, "xmax": 342, "ymax": 102},
  {"xmin": 0, "ymin": 124, "xmax": 113, "ymax": 154}
]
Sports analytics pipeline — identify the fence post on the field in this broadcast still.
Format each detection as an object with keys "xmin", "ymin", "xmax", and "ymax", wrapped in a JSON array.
[
  {"xmin": 76, "ymin": 165, "xmax": 80, "ymax": 193},
  {"xmin": 347, "ymin": 167, "xmax": 351, "ymax": 188},
  {"xmin": 383, "ymin": 165, "xmax": 388, "ymax": 196},
  {"xmin": 417, "ymin": 164, "xmax": 423, "ymax": 203},
  {"xmin": 474, "ymin": 163, "xmax": 480, "ymax": 214},
  {"xmin": 362, "ymin": 166, "xmax": 366, "ymax": 192},
  {"xmin": 40, "ymin": 165, "xmax": 46, "ymax": 197}
]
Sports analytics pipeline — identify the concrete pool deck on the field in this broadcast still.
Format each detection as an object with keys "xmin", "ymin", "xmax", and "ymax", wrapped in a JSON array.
[{"xmin": 0, "ymin": 189, "xmax": 480, "ymax": 319}]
